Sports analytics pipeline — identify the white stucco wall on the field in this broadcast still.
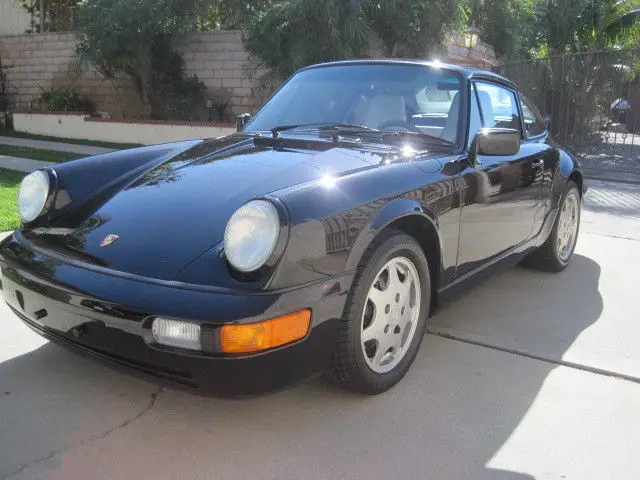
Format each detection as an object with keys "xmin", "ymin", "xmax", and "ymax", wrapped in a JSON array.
[
  {"xmin": 13, "ymin": 113, "xmax": 237, "ymax": 145},
  {"xmin": 0, "ymin": 0, "xmax": 31, "ymax": 36}
]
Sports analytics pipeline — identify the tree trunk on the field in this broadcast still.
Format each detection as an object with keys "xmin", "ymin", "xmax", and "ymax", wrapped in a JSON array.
[
  {"xmin": 110, "ymin": 78, "xmax": 126, "ymax": 119},
  {"xmin": 132, "ymin": 76, "xmax": 151, "ymax": 119},
  {"xmin": 39, "ymin": 0, "xmax": 44, "ymax": 32},
  {"xmin": 391, "ymin": 42, "xmax": 401, "ymax": 57}
]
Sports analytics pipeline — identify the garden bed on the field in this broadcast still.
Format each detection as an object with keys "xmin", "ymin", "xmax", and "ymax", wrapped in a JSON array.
[
  {"xmin": 12, "ymin": 112, "xmax": 236, "ymax": 146},
  {"xmin": 0, "ymin": 129, "xmax": 141, "ymax": 150}
]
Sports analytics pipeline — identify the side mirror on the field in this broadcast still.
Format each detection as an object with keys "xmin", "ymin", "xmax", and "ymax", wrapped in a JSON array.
[
  {"xmin": 236, "ymin": 113, "xmax": 252, "ymax": 132},
  {"xmin": 543, "ymin": 114, "xmax": 552, "ymax": 130},
  {"xmin": 469, "ymin": 128, "xmax": 520, "ymax": 166}
]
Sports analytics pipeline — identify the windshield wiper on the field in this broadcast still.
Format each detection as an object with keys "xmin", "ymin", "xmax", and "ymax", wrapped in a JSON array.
[
  {"xmin": 382, "ymin": 130, "xmax": 454, "ymax": 148},
  {"xmin": 270, "ymin": 123, "xmax": 379, "ymax": 138},
  {"xmin": 268, "ymin": 123, "xmax": 454, "ymax": 148}
]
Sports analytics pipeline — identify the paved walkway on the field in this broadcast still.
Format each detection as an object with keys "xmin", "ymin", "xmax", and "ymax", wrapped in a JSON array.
[
  {"xmin": 0, "ymin": 155, "xmax": 54, "ymax": 173},
  {"xmin": 0, "ymin": 136, "xmax": 114, "ymax": 156},
  {"xmin": 582, "ymin": 168, "xmax": 640, "ymax": 184}
]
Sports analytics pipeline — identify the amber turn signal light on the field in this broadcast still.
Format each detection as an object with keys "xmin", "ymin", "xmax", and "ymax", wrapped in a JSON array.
[{"xmin": 220, "ymin": 309, "xmax": 311, "ymax": 354}]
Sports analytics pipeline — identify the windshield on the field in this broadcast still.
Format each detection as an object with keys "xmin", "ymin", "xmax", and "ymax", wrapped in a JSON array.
[{"xmin": 245, "ymin": 64, "xmax": 463, "ymax": 144}]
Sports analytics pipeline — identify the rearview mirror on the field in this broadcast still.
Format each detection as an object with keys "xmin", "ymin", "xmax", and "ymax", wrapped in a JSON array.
[
  {"xmin": 469, "ymin": 128, "xmax": 520, "ymax": 166},
  {"xmin": 236, "ymin": 113, "xmax": 252, "ymax": 132}
]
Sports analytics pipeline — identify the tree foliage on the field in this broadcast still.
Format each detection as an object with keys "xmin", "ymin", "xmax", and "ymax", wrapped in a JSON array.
[
  {"xmin": 240, "ymin": 0, "xmax": 640, "ymax": 67},
  {"xmin": 366, "ymin": 0, "xmax": 462, "ymax": 58},
  {"xmin": 74, "ymin": 0, "xmax": 206, "ymax": 119},
  {"xmin": 243, "ymin": 0, "xmax": 463, "ymax": 87},
  {"xmin": 463, "ymin": 0, "xmax": 640, "ymax": 60},
  {"xmin": 17, "ymin": 0, "xmax": 73, "ymax": 33},
  {"xmin": 533, "ymin": 0, "xmax": 640, "ymax": 54},
  {"xmin": 243, "ymin": 0, "xmax": 372, "ymax": 90},
  {"xmin": 196, "ymin": 0, "xmax": 274, "ymax": 30},
  {"xmin": 467, "ymin": 0, "xmax": 536, "ymax": 60},
  {"xmin": 499, "ymin": 2, "xmax": 640, "ymax": 144}
]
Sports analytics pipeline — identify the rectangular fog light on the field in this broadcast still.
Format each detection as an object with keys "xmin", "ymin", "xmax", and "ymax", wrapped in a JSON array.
[{"xmin": 152, "ymin": 318, "xmax": 201, "ymax": 350}]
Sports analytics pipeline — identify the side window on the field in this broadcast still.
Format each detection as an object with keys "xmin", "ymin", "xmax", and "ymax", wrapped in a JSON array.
[
  {"xmin": 520, "ymin": 97, "xmax": 546, "ymax": 137},
  {"xmin": 475, "ymin": 82, "xmax": 521, "ymax": 133},
  {"xmin": 413, "ymin": 76, "xmax": 462, "ymax": 143}
]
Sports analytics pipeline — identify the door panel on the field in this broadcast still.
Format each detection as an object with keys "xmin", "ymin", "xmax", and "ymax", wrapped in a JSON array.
[
  {"xmin": 456, "ymin": 82, "xmax": 542, "ymax": 277},
  {"xmin": 523, "ymin": 140, "xmax": 556, "ymax": 239},
  {"xmin": 519, "ymin": 96, "xmax": 560, "ymax": 238}
]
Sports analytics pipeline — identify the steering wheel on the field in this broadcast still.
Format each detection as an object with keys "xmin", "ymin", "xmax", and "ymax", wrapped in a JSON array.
[{"xmin": 378, "ymin": 121, "xmax": 422, "ymax": 133}]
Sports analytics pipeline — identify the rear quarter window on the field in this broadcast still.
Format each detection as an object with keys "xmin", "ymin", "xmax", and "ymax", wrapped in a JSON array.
[{"xmin": 520, "ymin": 97, "xmax": 547, "ymax": 137}]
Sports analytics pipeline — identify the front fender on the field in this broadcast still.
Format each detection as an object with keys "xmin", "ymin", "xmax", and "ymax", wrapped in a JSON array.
[
  {"xmin": 345, "ymin": 198, "xmax": 440, "ymax": 271},
  {"xmin": 46, "ymin": 140, "xmax": 203, "ymax": 221},
  {"xmin": 265, "ymin": 160, "xmax": 456, "ymax": 291}
]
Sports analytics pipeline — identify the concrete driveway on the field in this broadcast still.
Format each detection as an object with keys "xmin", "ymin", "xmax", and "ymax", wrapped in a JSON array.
[{"xmin": 1, "ymin": 180, "xmax": 639, "ymax": 480}]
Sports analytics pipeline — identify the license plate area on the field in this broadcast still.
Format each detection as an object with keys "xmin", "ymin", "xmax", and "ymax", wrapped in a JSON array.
[{"xmin": 2, "ymin": 271, "xmax": 92, "ymax": 335}]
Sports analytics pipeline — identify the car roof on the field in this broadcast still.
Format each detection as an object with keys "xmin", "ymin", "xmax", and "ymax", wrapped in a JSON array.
[{"xmin": 300, "ymin": 59, "xmax": 518, "ymax": 90}]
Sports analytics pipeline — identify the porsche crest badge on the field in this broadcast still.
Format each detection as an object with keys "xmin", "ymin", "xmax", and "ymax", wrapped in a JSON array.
[{"xmin": 99, "ymin": 234, "xmax": 120, "ymax": 247}]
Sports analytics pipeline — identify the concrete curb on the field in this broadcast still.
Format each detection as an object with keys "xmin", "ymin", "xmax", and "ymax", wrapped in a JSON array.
[
  {"xmin": 583, "ymin": 169, "xmax": 640, "ymax": 185},
  {"xmin": 0, "ymin": 156, "xmax": 54, "ymax": 173}
]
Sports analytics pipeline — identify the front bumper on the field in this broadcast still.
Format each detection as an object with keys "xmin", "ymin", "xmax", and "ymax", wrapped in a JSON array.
[{"xmin": 0, "ymin": 233, "xmax": 352, "ymax": 395}]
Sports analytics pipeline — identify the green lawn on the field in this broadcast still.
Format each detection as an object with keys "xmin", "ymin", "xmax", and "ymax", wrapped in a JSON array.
[
  {"xmin": 0, "ymin": 129, "xmax": 142, "ymax": 150},
  {"xmin": 0, "ymin": 168, "xmax": 24, "ymax": 231},
  {"xmin": 0, "ymin": 145, "xmax": 85, "ymax": 163}
]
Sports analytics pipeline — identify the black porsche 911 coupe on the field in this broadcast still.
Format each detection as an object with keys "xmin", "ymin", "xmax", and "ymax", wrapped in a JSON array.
[{"xmin": 0, "ymin": 60, "xmax": 583, "ymax": 395}]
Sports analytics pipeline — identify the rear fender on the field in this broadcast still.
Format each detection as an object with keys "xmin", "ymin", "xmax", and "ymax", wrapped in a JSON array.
[{"xmin": 550, "ymin": 150, "xmax": 582, "ymax": 210}]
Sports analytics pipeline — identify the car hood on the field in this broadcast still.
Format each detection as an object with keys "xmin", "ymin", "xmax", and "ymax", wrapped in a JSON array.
[{"xmin": 46, "ymin": 134, "xmax": 439, "ymax": 280}]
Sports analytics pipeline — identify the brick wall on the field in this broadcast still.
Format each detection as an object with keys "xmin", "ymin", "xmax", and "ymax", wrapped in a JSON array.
[
  {"xmin": 180, "ymin": 31, "xmax": 258, "ymax": 115},
  {"xmin": 1, "ymin": 33, "xmax": 76, "ymax": 108},
  {"xmin": 0, "ymin": 30, "xmax": 259, "ymax": 120}
]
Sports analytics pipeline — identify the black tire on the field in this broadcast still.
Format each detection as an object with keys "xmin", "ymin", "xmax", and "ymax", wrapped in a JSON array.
[
  {"xmin": 524, "ymin": 180, "xmax": 581, "ymax": 272},
  {"xmin": 324, "ymin": 230, "xmax": 431, "ymax": 394}
]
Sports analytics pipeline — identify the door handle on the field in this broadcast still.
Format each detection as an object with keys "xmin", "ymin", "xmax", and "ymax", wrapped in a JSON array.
[{"xmin": 531, "ymin": 158, "xmax": 544, "ymax": 169}]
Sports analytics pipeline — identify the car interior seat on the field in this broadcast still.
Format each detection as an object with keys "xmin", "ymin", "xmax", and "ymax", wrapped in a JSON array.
[
  {"xmin": 440, "ymin": 92, "xmax": 460, "ymax": 143},
  {"xmin": 363, "ymin": 95, "xmax": 407, "ymax": 129},
  {"xmin": 477, "ymin": 90, "xmax": 495, "ymax": 128}
]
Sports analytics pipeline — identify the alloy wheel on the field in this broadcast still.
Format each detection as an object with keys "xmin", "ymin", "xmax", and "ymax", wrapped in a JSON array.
[
  {"xmin": 360, "ymin": 256, "xmax": 421, "ymax": 374},
  {"xmin": 557, "ymin": 190, "xmax": 580, "ymax": 262}
]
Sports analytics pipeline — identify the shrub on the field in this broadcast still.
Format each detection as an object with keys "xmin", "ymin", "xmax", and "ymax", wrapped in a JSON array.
[
  {"xmin": 35, "ymin": 87, "xmax": 94, "ymax": 113},
  {"xmin": 0, "ymin": 48, "xmax": 13, "ymax": 127},
  {"xmin": 74, "ymin": 0, "xmax": 206, "ymax": 120},
  {"xmin": 164, "ymin": 73, "xmax": 207, "ymax": 122}
]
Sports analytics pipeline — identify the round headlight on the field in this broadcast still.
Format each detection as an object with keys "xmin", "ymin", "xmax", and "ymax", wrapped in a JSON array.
[
  {"xmin": 224, "ymin": 200, "xmax": 281, "ymax": 272},
  {"xmin": 18, "ymin": 170, "xmax": 50, "ymax": 223}
]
